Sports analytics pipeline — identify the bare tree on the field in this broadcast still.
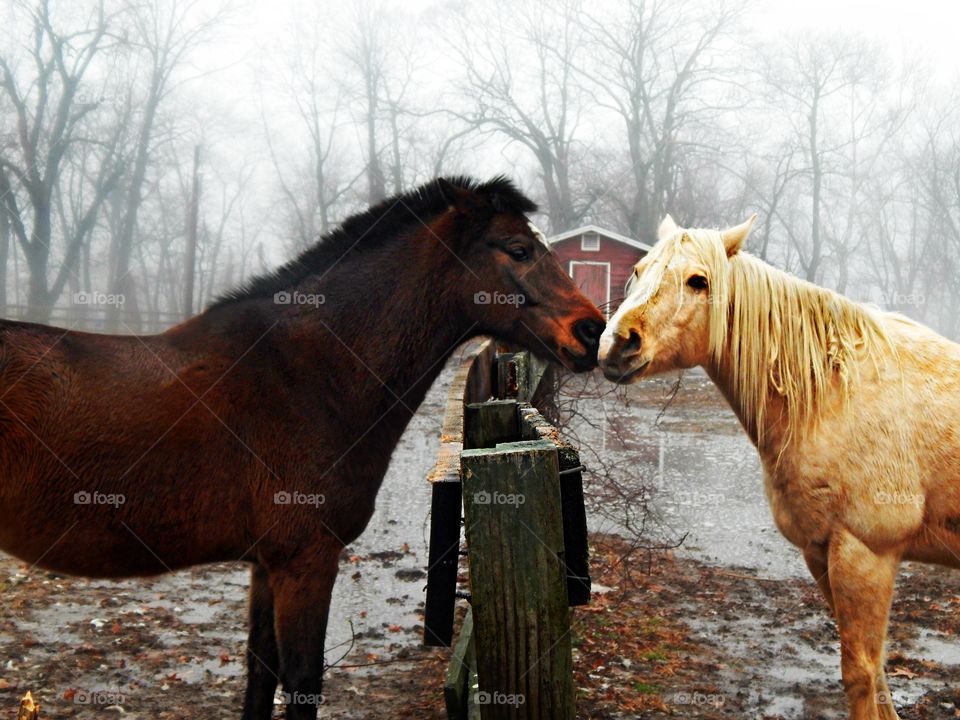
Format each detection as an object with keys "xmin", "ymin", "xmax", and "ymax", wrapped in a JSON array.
[
  {"xmin": 261, "ymin": 7, "xmax": 361, "ymax": 251},
  {"xmin": 579, "ymin": 0, "xmax": 745, "ymax": 237},
  {"xmin": 0, "ymin": 0, "xmax": 124, "ymax": 321},
  {"xmin": 443, "ymin": 0, "xmax": 589, "ymax": 232},
  {"xmin": 342, "ymin": 0, "xmax": 390, "ymax": 204},
  {"xmin": 106, "ymin": 0, "xmax": 227, "ymax": 329},
  {"xmin": 757, "ymin": 32, "xmax": 911, "ymax": 285}
]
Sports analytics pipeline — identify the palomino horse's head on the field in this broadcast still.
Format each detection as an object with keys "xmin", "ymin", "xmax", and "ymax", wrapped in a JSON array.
[
  {"xmin": 598, "ymin": 213, "xmax": 756, "ymax": 382},
  {"xmin": 442, "ymin": 178, "xmax": 605, "ymax": 371}
]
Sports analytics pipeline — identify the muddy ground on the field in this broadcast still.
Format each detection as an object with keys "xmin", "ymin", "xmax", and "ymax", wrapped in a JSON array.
[
  {"xmin": 2, "ymin": 534, "xmax": 957, "ymax": 719},
  {"xmin": 1, "ymin": 362, "xmax": 958, "ymax": 718}
]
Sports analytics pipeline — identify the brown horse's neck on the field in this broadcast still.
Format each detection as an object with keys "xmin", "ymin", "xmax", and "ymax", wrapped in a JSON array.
[
  {"xmin": 197, "ymin": 234, "xmax": 471, "ymax": 443},
  {"xmin": 311, "ymin": 246, "xmax": 466, "ymax": 409}
]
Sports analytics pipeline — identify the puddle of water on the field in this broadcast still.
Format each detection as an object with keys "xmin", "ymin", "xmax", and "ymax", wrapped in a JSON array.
[
  {"xmin": 910, "ymin": 628, "xmax": 960, "ymax": 666},
  {"xmin": 566, "ymin": 368, "xmax": 805, "ymax": 579}
]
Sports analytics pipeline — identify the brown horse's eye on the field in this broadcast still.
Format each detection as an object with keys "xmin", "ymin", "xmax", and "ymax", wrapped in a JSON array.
[
  {"xmin": 506, "ymin": 245, "xmax": 530, "ymax": 261},
  {"xmin": 687, "ymin": 275, "xmax": 708, "ymax": 291}
]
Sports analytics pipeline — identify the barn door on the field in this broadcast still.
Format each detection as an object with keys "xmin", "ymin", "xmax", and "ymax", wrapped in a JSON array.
[{"xmin": 570, "ymin": 262, "xmax": 610, "ymax": 316}]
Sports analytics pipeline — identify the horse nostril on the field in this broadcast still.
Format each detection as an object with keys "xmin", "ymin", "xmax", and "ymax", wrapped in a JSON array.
[
  {"xmin": 574, "ymin": 318, "xmax": 604, "ymax": 350},
  {"xmin": 623, "ymin": 330, "xmax": 642, "ymax": 354}
]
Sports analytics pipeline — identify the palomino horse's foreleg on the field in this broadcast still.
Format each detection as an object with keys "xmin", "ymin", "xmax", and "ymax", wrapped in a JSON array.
[
  {"xmin": 827, "ymin": 529, "xmax": 901, "ymax": 720},
  {"xmin": 242, "ymin": 564, "xmax": 280, "ymax": 720},
  {"xmin": 802, "ymin": 543, "xmax": 835, "ymax": 614},
  {"xmin": 805, "ymin": 543, "xmax": 899, "ymax": 720},
  {"xmin": 270, "ymin": 546, "xmax": 341, "ymax": 720}
]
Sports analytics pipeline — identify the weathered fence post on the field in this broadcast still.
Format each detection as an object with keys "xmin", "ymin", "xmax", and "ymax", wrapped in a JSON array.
[
  {"xmin": 424, "ymin": 342, "xmax": 588, "ymax": 719},
  {"xmin": 461, "ymin": 439, "xmax": 574, "ymax": 719}
]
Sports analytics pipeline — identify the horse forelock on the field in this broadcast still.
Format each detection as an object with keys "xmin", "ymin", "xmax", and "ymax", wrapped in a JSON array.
[{"xmin": 527, "ymin": 221, "xmax": 549, "ymax": 249}]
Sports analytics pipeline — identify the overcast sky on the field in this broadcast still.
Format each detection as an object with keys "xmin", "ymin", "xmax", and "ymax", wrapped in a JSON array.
[{"xmin": 753, "ymin": 0, "xmax": 960, "ymax": 79}]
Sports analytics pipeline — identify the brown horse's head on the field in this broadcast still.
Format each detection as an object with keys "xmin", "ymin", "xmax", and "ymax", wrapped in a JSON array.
[{"xmin": 440, "ymin": 177, "xmax": 605, "ymax": 372}]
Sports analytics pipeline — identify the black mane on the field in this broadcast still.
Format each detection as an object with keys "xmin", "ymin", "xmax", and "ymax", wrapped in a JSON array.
[{"xmin": 212, "ymin": 175, "xmax": 537, "ymax": 307}]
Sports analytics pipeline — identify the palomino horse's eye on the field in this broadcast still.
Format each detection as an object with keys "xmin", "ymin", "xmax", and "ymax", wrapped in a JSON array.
[{"xmin": 687, "ymin": 275, "xmax": 709, "ymax": 291}]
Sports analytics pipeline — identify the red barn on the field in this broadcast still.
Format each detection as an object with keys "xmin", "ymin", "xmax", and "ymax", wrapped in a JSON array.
[{"xmin": 546, "ymin": 225, "xmax": 652, "ymax": 317}]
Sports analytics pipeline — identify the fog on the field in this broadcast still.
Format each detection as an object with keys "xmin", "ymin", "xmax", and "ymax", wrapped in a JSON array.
[{"xmin": 1, "ymin": 0, "xmax": 959, "ymax": 335}]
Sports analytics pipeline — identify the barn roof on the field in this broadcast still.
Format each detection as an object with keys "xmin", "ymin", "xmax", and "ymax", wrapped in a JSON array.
[{"xmin": 546, "ymin": 224, "xmax": 654, "ymax": 253}]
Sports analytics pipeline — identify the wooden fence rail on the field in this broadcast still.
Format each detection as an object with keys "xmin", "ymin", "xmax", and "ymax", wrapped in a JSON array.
[{"xmin": 424, "ymin": 341, "xmax": 590, "ymax": 720}]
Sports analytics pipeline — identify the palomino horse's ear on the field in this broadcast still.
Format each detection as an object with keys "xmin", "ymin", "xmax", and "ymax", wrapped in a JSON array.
[
  {"xmin": 721, "ymin": 214, "xmax": 758, "ymax": 257},
  {"xmin": 658, "ymin": 214, "xmax": 680, "ymax": 241}
]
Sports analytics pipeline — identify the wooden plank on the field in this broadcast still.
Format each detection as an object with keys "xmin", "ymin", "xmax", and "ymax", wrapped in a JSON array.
[
  {"xmin": 464, "ymin": 400, "xmax": 518, "ymax": 450},
  {"xmin": 464, "ymin": 339, "xmax": 497, "ymax": 405},
  {"xmin": 557, "ymin": 461, "xmax": 591, "ymax": 606},
  {"xmin": 518, "ymin": 407, "xmax": 592, "ymax": 605},
  {"xmin": 526, "ymin": 353, "xmax": 550, "ymax": 401},
  {"xmin": 467, "ymin": 645, "xmax": 481, "ymax": 720},
  {"xmin": 462, "ymin": 439, "xmax": 574, "ymax": 720},
  {"xmin": 428, "ymin": 340, "xmax": 489, "ymax": 485},
  {"xmin": 444, "ymin": 608, "xmax": 475, "ymax": 719},
  {"xmin": 424, "ymin": 479, "xmax": 463, "ymax": 647},
  {"xmin": 495, "ymin": 351, "xmax": 529, "ymax": 400}
]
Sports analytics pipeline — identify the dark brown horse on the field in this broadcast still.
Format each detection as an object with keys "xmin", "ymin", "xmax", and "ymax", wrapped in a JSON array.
[{"xmin": 0, "ymin": 176, "xmax": 603, "ymax": 719}]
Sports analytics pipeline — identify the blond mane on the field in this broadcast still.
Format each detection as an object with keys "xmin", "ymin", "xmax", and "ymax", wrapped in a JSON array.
[{"xmin": 657, "ymin": 228, "xmax": 893, "ymax": 447}]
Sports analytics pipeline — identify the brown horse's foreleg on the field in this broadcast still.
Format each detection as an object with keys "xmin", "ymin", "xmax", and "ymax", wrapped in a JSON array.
[
  {"xmin": 242, "ymin": 564, "xmax": 280, "ymax": 720},
  {"xmin": 270, "ymin": 545, "xmax": 341, "ymax": 720},
  {"xmin": 828, "ymin": 528, "xmax": 901, "ymax": 720}
]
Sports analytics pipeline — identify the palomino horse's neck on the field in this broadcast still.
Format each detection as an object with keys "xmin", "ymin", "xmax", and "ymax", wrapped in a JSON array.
[
  {"xmin": 703, "ymin": 360, "xmax": 789, "ymax": 454},
  {"xmin": 701, "ymin": 253, "xmax": 887, "ymax": 456}
]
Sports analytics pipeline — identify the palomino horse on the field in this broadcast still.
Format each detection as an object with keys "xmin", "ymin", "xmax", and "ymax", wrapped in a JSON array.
[
  {"xmin": 0, "ymin": 176, "xmax": 604, "ymax": 720},
  {"xmin": 598, "ymin": 214, "xmax": 960, "ymax": 720}
]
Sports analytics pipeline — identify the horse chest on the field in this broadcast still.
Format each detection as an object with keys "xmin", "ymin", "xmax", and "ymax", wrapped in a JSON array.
[{"xmin": 762, "ymin": 466, "xmax": 834, "ymax": 548}]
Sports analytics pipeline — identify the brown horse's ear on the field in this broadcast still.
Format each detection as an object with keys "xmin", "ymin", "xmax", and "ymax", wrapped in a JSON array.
[
  {"xmin": 721, "ymin": 214, "xmax": 757, "ymax": 257},
  {"xmin": 658, "ymin": 214, "xmax": 680, "ymax": 241},
  {"xmin": 436, "ymin": 178, "xmax": 467, "ymax": 209}
]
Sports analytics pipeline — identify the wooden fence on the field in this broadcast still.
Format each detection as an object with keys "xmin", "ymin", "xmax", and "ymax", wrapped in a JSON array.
[{"xmin": 424, "ymin": 341, "xmax": 591, "ymax": 719}]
